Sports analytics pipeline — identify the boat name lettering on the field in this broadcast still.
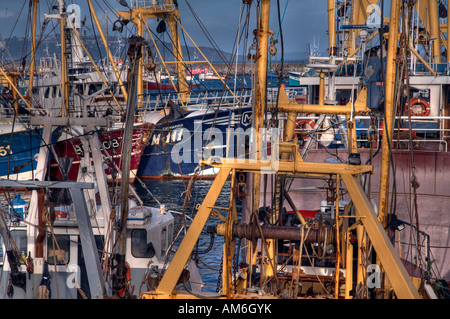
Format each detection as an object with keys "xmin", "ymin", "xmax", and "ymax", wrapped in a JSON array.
[
  {"xmin": 241, "ymin": 111, "xmax": 252, "ymax": 126},
  {"xmin": 151, "ymin": 129, "xmax": 184, "ymax": 145},
  {"xmin": 0, "ymin": 145, "xmax": 12, "ymax": 157},
  {"xmin": 74, "ymin": 138, "xmax": 120, "ymax": 156},
  {"xmin": 102, "ymin": 138, "xmax": 120, "ymax": 150}
]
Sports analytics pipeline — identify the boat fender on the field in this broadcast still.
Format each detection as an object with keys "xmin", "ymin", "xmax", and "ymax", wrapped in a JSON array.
[
  {"xmin": 295, "ymin": 119, "xmax": 315, "ymax": 140},
  {"xmin": 405, "ymin": 98, "xmax": 430, "ymax": 116}
]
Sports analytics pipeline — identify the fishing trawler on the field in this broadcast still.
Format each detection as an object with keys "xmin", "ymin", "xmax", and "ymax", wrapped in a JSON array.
[
  {"xmin": 17, "ymin": 0, "xmax": 264, "ymax": 179},
  {"xmin": 0, "ymin": 3, "xmax": 148, "ymax": 182},
  {"xmin": 136, "ymin": 0, "xmax": 449, "ymax": 300},
  {"xmin": 286, "ymin": 0, "xmax": 450, "ymax": 298},
  {"xmin": 0, "ymin": 0, "xmax": 204, "ymax": 299}
]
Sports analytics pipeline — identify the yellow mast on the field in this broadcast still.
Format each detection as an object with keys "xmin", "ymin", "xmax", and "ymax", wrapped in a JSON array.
[
  {"xmin": 28, "ymin": 0, "xmax": 39, "ymax": 102},
  {"xmin": 59, "ymin": 2, "xmax": 69, "ymax": 117},
  {"xmin": 87, "ymin": 0, "xmax": 128, "ymax": 101},
  {"xmin": 252, "ymin": 0, "xmax": 274, "ymax": 281},
  {"xmin": 377, "ymin": 0, "xmax": 401, "ymax": 225},
  {"xmin": 117, "ymin": 0, "xmax": 189, "ymax": 105},
  {"xmin": 415, "ymin": 0, "xmax": 442, "ymax": 63},
  {"xmin": 328, "ymin": 0, "xmax": 337, "ymax": 55}
]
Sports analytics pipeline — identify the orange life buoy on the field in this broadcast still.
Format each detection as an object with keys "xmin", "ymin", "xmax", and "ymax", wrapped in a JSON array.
[
  {"xmin": 405, "ymin": 98, "xmax": 430, "ymax": 116},
  {"xmin": 295, "ymin": 119, "xmax": 315, "ymax": 140}
]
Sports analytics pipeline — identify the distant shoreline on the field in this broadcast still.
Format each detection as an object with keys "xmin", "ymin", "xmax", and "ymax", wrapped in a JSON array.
[{"xmin": 1, "ymin": 61, "xmax": 308, "ymax": 77}]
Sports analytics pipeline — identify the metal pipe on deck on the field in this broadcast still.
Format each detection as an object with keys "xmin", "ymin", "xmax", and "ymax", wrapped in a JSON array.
[{"xmin": 214, "ymin": 222, "xmax": 333, "ymax": 244}]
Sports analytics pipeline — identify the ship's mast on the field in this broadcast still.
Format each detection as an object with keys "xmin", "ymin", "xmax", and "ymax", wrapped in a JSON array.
[
  {"xmin": 254, "ymin": 0, "xmax": 274, "ymax": 281},
  {"xmin": 377, "ymin": 0, "xmax": 401, "ymax": 226},
  {"xmin": 328, "ymin": 0, "xmax": 337, "ymax": 56},
  {"xmin": 28, "ymin": 0, "xmax": 39, "ymax": 102},
  {"xmin": 59, "ymin": 1, "xmax": 69, "ymax": 117},
  {"xmin": 117, "ymin": 0, "xmax": 189, "ymax": 105},
  {"xmin": 87, "ymin": 0, "xmax": 129, "ymax": 101},
  {"xmin": 137, "ymin": 0, "xmax": 421, "ymax": 300}
]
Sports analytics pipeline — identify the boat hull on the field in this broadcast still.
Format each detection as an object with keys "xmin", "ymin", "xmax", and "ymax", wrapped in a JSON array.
[
  {"xmin": 0, "ymin": 125, "xmax": 150, "ymax": 182},
  {"xmin": 0, "ymin": 128, "xmax": 42, "ymax": 180},
  {"xmin": 144, "ymin": 80, "xmax": 177, "ymax": 91},
  {"xmin": 50, "ymin": 125, "xmax": 151, "ymax": 182},
  {"xmin": 240, "ymin": 148, "xmax": 450, "ymax": 282},
  {"xmin": 137, "ymin": 106, "xmax": 253, "ymax": 178}
]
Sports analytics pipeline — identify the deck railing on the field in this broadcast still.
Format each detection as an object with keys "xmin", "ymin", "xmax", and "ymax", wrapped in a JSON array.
[
  {"xmin": 130, "ymin": 0, "xmax": 176, "ymax": 10},
  {"xmin": 291, "ymin": 115, "xmax": 450, "ymax": 153}
]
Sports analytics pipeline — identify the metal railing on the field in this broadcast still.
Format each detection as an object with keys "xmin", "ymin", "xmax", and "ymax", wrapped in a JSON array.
[
  {"xmin": 288, "ymin": 115, "xmax": 450, "ymax": 153},
  {"xmin": 130, "ymin": 0, "xmax": 176, "ymax": 10},
  {"xmin": 140, "ymin": 88, "xmax": 253, "ymax": 112}
]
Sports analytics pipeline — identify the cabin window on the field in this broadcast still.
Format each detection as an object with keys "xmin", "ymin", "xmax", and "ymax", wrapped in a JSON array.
[
  {"xmin": 47, "ymin": 234, "xmax": 70, "ymax": 265},
  {"xmin": 131, "ymin": 229, "xmax": 155, "ymax": 258},
  {"xmin": 10, "ymin": 230, "xmax": 27, "ymax": 256},
  {"xmin": 52, "ymin": 86, "xmax": 57, "ymax": 98},
  {"xmin": 88, "ymin": 84, "xmax": 102, "ymax": 95},
  {"xmin": 44, "ymin": 87, "xmax": 50, "ymax": 98}
]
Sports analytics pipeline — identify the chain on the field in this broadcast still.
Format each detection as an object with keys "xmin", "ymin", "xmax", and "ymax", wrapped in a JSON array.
[{"xmin": 216, "ymin": 255, "xmax": 223, "ymax": 293}]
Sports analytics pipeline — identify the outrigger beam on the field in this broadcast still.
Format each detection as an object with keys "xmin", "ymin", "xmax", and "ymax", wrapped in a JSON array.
[
  {"xmin": 269, "ymin": 87, "xmax": 370, "ymax": 115},
  {"xmin": 341, "ymin": 174, "xmax": 420, "ymax": 299},
  {"xmin": 201, "ymin": 156, "xmax": 373, "ymax": 176}
]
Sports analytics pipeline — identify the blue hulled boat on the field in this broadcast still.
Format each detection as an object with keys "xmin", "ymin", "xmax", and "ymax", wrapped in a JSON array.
[
  {"xmin": 137, "ymin": 105, "xmax": 253, "ymax": 178},
  {"xmin": 0, "ymin": 128, "xmax": 42, "ymax": 180}
]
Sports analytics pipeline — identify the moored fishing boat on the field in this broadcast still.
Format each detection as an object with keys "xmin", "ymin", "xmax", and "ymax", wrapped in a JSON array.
[
  {"xmin": 137, "ymin": 105, "xmax": 253, "ymax": 178},
  {"xmin": 0, "ymin": 0, "xmax": 204, "ymax": 299},
  {"xmin": 136, "ymin": 0, "xmax": 450, "ymax": 300},
  {"xmin": 289, "ymin": 0, "xmax": 450, "ymax": 294}
]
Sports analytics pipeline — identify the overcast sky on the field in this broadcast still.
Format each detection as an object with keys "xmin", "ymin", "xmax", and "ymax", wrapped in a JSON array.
[{"xmin": 0, "ymin": 0, "xmax": 329, "ymax": 58}]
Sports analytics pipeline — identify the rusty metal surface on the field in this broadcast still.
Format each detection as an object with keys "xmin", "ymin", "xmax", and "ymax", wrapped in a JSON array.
[{"xmin": 252, "ymin": 149, "xmax": 450, "ymax": 281}]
